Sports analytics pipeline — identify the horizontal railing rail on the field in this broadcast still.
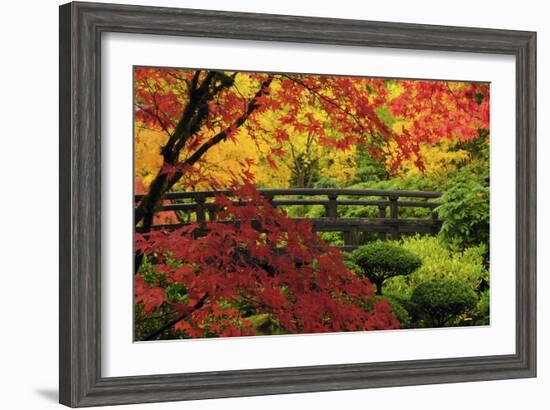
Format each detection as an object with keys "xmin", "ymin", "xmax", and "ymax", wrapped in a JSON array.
[{"xmin": 135, "ymin": 188, "xmax": 442, "ymax": 201}]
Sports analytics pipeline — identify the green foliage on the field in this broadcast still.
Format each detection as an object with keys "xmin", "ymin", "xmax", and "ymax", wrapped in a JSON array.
[
  {"xmin": 289, "ymin": 153, "xmax": 320, "ymax": 188},
  {"xmin": 283, "ymin": 203, "xmax": 326, "ymax": 219},
  {"xmin": 383, "ymin": 235, "xmax": 489, "ymax": 327},
  {"xmin": 384, "ymin": 235, "xmax": 489, "ymax": 298},
  {"xmin": 351, "ymin": 163, "xmax": 386, "ymax": 184},
  {"xmin": 450, "ymin": 130, "xmax": 490, "ymax": 167},
  {"xmin": 442, "ymin": 131, "xmax": 490, "ymax": 194},
  {"xmin": 246, "ymin": 313, "xmax": 286, "ymax": 336},
  {"xmin": 475, "ymin": 290, "xmax": 491, "ymax": 325},
  {"xmin": 351, "ymin": 142, "xmax": 388, "ymax": 184},
  {"xmin": 350, "ymin": 241, "xmax": 422, "ymax": 294},
  {"xmin": 411, "ymin": 278, "xmax": 477, "ymax": 327},
  {"xmin": 320, "ymin": 232, "xmax": 344, "ymax": 247},
  {"xmin": 138, "ymin": 254, "xmax": 163, "ymax": 285},
  {"xmin": 134, "ymin": 304, "xmax": 179, "ymax": 341},
  {"xmin": 134, "ymin": 254, "xmax": 191, "ymax": 340},
  {"xmin": 342, "ymin": 251, "xmax": 362, "ymax": 274},
  {"xmin": 164, "ymin": 282, "xmax": 189, "ymax": 304},
  {"xmin": 437, "ymin": 180, "xmax": 489, "ymax": 249},
  {"xmin": 314, "ymin": 176, "xmax": 339, "ymax": 188},
  {"xmin": 436, "ymin": 130, "xmax": 490, "ymax": 253},
  {"xmin": 379, "ymin": 295, "xmax": 412, "ymax": 328},
  {"xmin": 349, "ymin": 172, "xmax": 439, "ymax": 192}
]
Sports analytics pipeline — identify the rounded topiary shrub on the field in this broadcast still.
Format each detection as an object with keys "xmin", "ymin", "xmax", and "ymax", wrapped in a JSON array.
[
  {"xmin": 411, "ymin": 278, "xmax": 477, "ymax": 327},
  {"xmin": 351, "ymin": 241, "xmax": 422, "ymax": 295}
]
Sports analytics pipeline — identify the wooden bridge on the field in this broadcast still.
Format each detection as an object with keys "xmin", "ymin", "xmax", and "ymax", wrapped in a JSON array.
[{"xmin": 135, "ymin": 188, "xmax": 442, "ymax": 250}]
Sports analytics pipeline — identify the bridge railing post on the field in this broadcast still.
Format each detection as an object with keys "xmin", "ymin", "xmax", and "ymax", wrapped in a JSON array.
[
  {"xmin": 264, "ymin": 194, "xmax": 274, "ymax": 207},
  {"xmin": 389, "ymin": 194, "xmax": 400, "ymax": 240},
  {"xmin": 378, "ymin": 204, "xmax": 387, "ymax": 240},
  {"xmin": 195, "ymin": 194, "xmax": 206, "ymax": 223},
  {"xmin": 343, "ymin": 228, "xmax": 358, "ymax": 249},
  {"xmin": 208, "ymin": 205, "xmax": 217, "ymax": 222},
  {"xmin": 326, "ymin": 194, "xmax": 338, "ymax": 218}
]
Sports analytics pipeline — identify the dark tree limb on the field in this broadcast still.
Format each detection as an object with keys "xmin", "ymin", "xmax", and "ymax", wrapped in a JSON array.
[
  {"xmin": 184, "ymin": 75, "xmax": 274, "ymax": 166},
  {"xmin": 142, "ymin": 292, "xmax": 209, "ymax": 341},
  {"xmin": 135, "ymin": 71, "xmax": 228, "ymax": 230}
]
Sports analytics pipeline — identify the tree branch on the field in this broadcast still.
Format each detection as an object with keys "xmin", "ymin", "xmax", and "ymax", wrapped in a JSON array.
[
  {"xmin": 142, "ymin": 292, "xmax": 209, "ymax": 341},
  {"xmin": 184, "ymin": 75, "xmax": 274, "ymax": 167},
  {"xmin": 136, "ymin": 105, "xmax": 173, "ymax": 137}
]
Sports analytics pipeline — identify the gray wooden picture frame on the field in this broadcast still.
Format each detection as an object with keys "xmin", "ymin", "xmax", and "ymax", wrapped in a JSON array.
[{"xmin": 59, "ymin": 1, "xmax": 537, "ymax": 407}]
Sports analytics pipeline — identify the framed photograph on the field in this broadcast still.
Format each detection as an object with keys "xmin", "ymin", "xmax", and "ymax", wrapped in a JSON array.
[{"xmin": 59, "ymin": 1, "xmax": 536, "ymax": 407}]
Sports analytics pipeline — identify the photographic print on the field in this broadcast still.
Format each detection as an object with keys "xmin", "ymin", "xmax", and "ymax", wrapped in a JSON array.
[{"xmin": 133, "ymin": 67, "xmax": 490, "ymax": 341}]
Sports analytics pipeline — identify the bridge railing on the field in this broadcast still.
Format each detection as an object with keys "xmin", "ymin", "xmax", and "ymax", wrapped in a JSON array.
[{"xmin": 135, "ymin": 188, "xmax": 442, "ymax": 249}]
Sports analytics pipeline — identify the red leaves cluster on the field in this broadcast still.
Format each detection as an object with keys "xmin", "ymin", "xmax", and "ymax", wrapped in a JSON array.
[
  {"xmin": 134, "ymin": 67, "xmax": 194, "ymax": 131},
  {"xmin": 388, "ymin": 80, "xmax": 490, "ymax": 171},
  {"xmin": 135, "ymin": 183, "xmax": 400, "ymax": 338},
  {"xmin": 135, "ymin": 275, "xmax": 165, "ymax": 314},
  {"xmin": 389, "ymin": 81, "xmax": 489, "ymax": 141}
]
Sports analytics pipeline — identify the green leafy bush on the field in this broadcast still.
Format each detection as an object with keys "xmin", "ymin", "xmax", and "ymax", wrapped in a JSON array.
[
  {"xmin": 437, "ymin": 180, "xmax": 489, "ymax": 250},
  {"xmin": 411, "ymin": 278, "xmax": 477, "ymax": 327},
  {"xmin": 446, "ymin": 131, "xmax": 489, "ymax": 189},
  {"xmin": 379, "ymin": 295, "xmax": 413, "ymax": 328},
  {"xmin": 350, "ymin": 241, "xmax": 422, "ymax": 295},
  {"xmin": 472, "ymin": 290, "xmax": 490, "ymax": 326},
  {"xmin": 384, "ymin": 235, "xmax": 488, "ymax": 297},
  {"xmin": 383, "ymin": 235, "xmax": 490, "ymax": 327}
]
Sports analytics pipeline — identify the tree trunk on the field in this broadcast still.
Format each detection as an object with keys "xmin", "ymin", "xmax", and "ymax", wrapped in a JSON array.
[
  {"xmin": 375, "ymin": 281, "xmax": 383, "ymax": 295},
  {"xmin": 134, "ymin": 75, "xmax": 274, "ymax": 273}
]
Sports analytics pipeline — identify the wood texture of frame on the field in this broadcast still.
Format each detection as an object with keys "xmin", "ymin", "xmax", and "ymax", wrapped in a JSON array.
[{"xmin": 59, "ymin": 1, "xmax": 537, "ymax": 407}]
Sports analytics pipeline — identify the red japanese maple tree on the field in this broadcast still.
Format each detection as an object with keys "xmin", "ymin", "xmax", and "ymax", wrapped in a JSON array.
[{"xmin": 135, "ymin": 183, "xmax": 399, "ymax": 339}]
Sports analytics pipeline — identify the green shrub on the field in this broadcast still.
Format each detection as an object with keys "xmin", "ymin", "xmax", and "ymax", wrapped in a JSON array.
[
  {"xmin": 437, "ymin": 180, "xmax": 489, "ymax": 250},
  {"xmin": 411, "ymin": 278, "xmax": 477, "ymax": 327},
  {"xmin": 351, "ymin": 241, "xmax": 422, "ymax": 295},
  {"xmin": 342, "ymin": 252, "xmax": 362, "ymax": 274},
  {"xmin": 445, "ymin": 131, "xmax": 489, "ymax": 189},
  {"xmin": 382, "ymin": 235, "xmax": 490, "ymax": 328},
  {"xmin": 384, "ymin": 235, "xmax": 489, "ymax": 298},
  {"xmin": 379, "ymin": 295, "xmax": 412, "ymax": 328},
  {"xmin": 473, "ymin": 290, "xmax": 490, "ymax": 326}
]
